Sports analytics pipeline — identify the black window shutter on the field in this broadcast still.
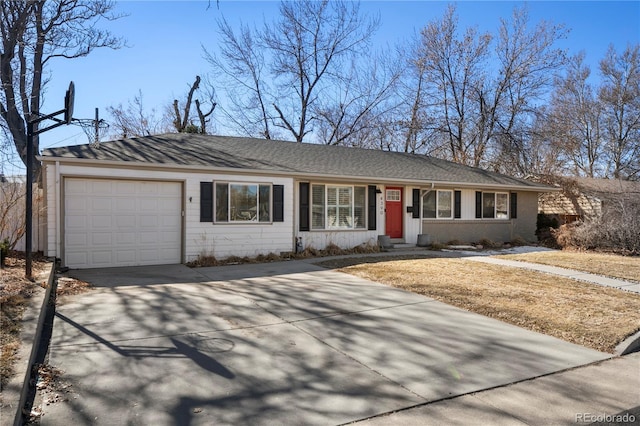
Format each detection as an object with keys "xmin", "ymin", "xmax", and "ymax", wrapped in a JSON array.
[
  {"xmin": 299, "ymin": 182, "xmax": 310, "ymax": 231},
  {"xmin": 454, "ymin": 190, "xmax": 462, "ymax": 219},
  {"xmin": 475, "ymin": 191, "xmax": 482, "ymax": 219},
  {"xmin": 367, "ymin": 185, "xmax": 377, "ymax": 230},
  {"xmin": 412, "ymin": 189, "xmax": 420, "ymax": 219},
  {"xmin": 200, "ymin": 182, "xmax": 213, "ymax": 222},
  {"xmin": 510, "ymin": 192, "xmax": 518, "ymax": 219},
  {"xmin": 273, "ymin": 185, "xmax": 284, "ymax": 222}
]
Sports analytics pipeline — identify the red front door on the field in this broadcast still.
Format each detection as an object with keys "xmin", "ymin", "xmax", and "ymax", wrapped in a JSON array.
[{"xmin": 385, "ymin": 187, "xmax": 403, "ymax": 238}]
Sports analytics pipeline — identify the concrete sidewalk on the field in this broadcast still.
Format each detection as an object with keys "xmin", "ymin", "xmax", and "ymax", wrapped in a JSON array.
[
  {"xmin": 37, "ymin": 261, "xmax": 612, "ymax": 425},
  {"xmin": 354, "ymin": 352, "xmax": 640, "ymax": 426},
  {"xmin": 465, "ymin": 256, "xmax": 640, "ymax": 293}
]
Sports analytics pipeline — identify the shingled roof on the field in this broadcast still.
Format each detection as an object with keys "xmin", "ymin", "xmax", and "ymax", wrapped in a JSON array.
[{"xmin": 41, "ymin": 134, "xmax": 550, "ymax": 191}]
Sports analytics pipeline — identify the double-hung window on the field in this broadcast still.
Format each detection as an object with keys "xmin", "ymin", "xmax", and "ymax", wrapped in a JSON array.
[
  {"xmin": 311, "ymin": 184, "xmax": 366, "ymax": 230},
  {"xmin": 215, "ymin": 182, "xmax": 271, "ymax": 222},
  {"xmin": 422, "ymin": 190, "xmax": 453, "ymax": 219},
  {"xmin": 481, "ymin": 192, "xmax": 509, "ymax": 219}
]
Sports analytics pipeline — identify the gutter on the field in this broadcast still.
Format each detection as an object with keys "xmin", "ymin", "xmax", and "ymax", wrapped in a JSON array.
[{"xmin": 37, "ymin": 156, "xmax": 559, "ymax": 193}]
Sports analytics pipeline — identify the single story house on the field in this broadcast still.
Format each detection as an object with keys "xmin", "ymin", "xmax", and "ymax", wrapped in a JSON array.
[
  {"xmin": 538, "ymin": 176, "xmax": 640, "ymax": 224},
  {"xmin": 40, "ymin": 134, "xmax": 553, "ymax": 269}
]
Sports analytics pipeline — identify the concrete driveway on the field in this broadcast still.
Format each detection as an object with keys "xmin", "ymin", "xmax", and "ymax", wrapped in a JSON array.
[{"xmin": 41, "ymin": 261, "xmax": 609, "ymax": 425}]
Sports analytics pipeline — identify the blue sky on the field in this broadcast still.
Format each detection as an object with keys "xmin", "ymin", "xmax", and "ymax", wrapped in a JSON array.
[{"xmin": 4, "ymin": 0, "xmax": 639, "ymax": 174}]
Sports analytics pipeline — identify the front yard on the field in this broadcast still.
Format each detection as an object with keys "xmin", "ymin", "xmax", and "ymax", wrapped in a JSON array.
[
  {"xmin": 498, "ymin": 250, "xmax": 640, "ymax": 282},
  {"xmin": 318, "ymin": 252, "xmax": 640, "ymax": 354}
]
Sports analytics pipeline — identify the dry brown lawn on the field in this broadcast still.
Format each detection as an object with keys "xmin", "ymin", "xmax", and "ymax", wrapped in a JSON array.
[
  {"xmin": 0, "ymin": 253, "xmax": 50, "ymax": 389},
  {"xmin": 499, "ymin": 250, "xmax": 640, "ymax": 282},
  {"xmin": 319, "ymin": 256, "xmax": 640, "ymax": 354}
]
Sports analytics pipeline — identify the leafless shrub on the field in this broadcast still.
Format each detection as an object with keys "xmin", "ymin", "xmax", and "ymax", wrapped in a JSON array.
[
  {"xmin": 187, "ymin": 242, "xmax": 381, "ymax": 267},
  {"xmin": 478, "ymin": 238, "xmax": 502, "ymax": 249},
  {"xmin": 552, "ymin": 195, "xmax": 640, "ymax": 255},
  {"xmin": 0, "ymin": 180, "xmax": 26, "ymax": 249}
]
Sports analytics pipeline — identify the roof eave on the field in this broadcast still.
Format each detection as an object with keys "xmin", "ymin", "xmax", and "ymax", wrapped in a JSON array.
[{"xmin": 38, "ymin": 155, "xmax": 557, "ymax": 192}]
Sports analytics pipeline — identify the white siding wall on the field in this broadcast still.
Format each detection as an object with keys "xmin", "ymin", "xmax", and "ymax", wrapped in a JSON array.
[
  {"xmin": 44, "ymin": 163, "xmax": 295, "ymax": 263},
  {"xmin": 460, "ymin": 189, "xmax": 477, "ymax": 219},
  {"xmin": 297, "ymin": 231, "xmax": 379, "ymax": 251},
  {"xmin": 404, "ymin": 186, "xmax": 421, "ymax": 244},
  {"xmin": 186, "ymin": 173, "xmax": 293, "ymax": 260}
]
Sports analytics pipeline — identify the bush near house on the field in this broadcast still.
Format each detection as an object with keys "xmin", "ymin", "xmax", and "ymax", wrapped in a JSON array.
[{"xmin": 550, "ymin": 195, "xmax": 640, "ymax": 255}]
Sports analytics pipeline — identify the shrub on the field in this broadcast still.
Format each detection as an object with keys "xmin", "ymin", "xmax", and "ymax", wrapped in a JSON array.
[
  {"xmin": 552, "ymin": 196, "xmax": 640, "ymax": 255},
  {"xmin": 509, "ymin": 236, "xmax": 528, "ymax": 246},
  {"xmin": 478, "ymin": 238, "xmax": 501, "ymax": 249}
]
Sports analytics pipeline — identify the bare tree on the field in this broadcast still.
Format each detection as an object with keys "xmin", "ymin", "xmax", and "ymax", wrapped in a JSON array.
[
  {"xmin": 314, "ymin": 51, "xmax": 402, "ymax": 147},
  {"xmin": 548, "ymin": 53, "xmax": 604, "ymax": 177},
  {"xmin": 264, "ymin": 0, "xmax": 380, "ymax": 142},
  {"xmin": 406, "ymin": 5, "xmax": 566, "ymax": 171},
  {"xmin": 204, "ymin": 18, "xmax": 274, "ymax": 139},
  {"xmin": 599, "ymin": 44, "xmax": 640, "ymax": 180},
  {"xmin": 170, "ymin": 75, "xmax": 217, "ymax": 134},
  {"xmin": 107, "ymin": 90, "xmax": 170, "ymax": 138},
  {"xmin": 0, "ymin": 0, "xmax": 122, "ymax": 175},
  {"xmin": 207, "ymin": 0, "xmax": 382, "ymax": 144}
]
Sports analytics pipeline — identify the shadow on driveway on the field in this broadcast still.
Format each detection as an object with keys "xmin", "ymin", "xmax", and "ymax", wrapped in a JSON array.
[{"xmin": 40, "ymin": 261, "xmax": 609, "ymax": 425}]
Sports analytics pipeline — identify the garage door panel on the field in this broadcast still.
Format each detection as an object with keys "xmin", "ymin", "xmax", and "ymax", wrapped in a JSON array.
[
  {"xmin": 116, "ymin": 181, "xmax": 137, "ymax": 194},
  {"xmin": 115, "ymin": 232, "xmax": 135, "ymax": 245},
  {"xmin": 91, "ymin": 251, "xmax": 113, "ymax": 265},
  {"xmin": 66, "ymin": 251, "xmax": 88, "ymax": 266},
  {"xmin": 161, "ymin": 231, "xmax": 180, "ymax": 243},
  {"xmin": 116, "ymin": 198, "xmax": 136, "ymax": 211},
  {"xmin": 116, "ymin": 250, "xmax": 137, "ymax": 264},
  {"xmin": 66, "ymin": 180, "xmax": 88, "ymax": 194},
  {"xmin": 116, "ymin": 215, "xmax": 136, "ymax": 228},
  {"xmin": 66, "ymin": 232, "xmax": 88, "ymax": 246},
  {"xmin": 91, "ymin": 215, "xmax": 113, "ymax": 228},
  {"xmin": 91, "ymin": 198, "xmax": 113, "ymax": 212},
  {"xmin": 91, "ymin": 181, "xmax": 113, "ymax": 193},
  {"xmin": 139, "ymin": 199, "xmax": 158, "ymax": 211},
  {"xmin": 64, "ymin": 178, "xmax": 182, "ymax": 268},
  {"xmin": 91, "ymin": 232, "xmax": 112, "ymax": 246}
]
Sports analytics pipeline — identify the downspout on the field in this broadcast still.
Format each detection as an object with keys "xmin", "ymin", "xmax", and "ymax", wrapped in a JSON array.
[{"xmin": 55, "ymin": 161, "xmax": 61, "ymax": 261}]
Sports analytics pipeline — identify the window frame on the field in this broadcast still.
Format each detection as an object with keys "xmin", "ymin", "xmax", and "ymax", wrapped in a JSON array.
[
  {"xmin": 480, "ymin": 191, "xmax": 510, "ymax": 219},
  {"xmin": 214, "ymin": 182, "xmax": 273, "ymax": 223},
  {"xmin": 310, "ymin": 183, "xmax": 367, "ymax": 230},
  {"xmin": 422, "ymin": 189, "xmax": 454, "ymax": 220}
]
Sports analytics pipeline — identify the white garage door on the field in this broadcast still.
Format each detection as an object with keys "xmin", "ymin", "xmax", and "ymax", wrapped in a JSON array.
[{"xmin": 64, "ymin": 178, "xmax": 182, "ymax": 268}]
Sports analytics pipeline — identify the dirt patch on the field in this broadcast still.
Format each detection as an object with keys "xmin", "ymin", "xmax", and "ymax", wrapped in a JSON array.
[
  {"xmin": 28, "ymin": 363, "xmax": 73, "ymax": 422},
  {"xmin": 56, "ymin": 277, "xmax": 92, "ymax": 298},
  {"xmin": 0, "ymin": 252, "xmax": 50, "ymax": 389},
  {"xmin": 498, "ymin": 250, "xmax": 640, "ymax": 282},
  {"xmin": 328, "ymin": 257, "xmax": 640, "ymax": 353}
]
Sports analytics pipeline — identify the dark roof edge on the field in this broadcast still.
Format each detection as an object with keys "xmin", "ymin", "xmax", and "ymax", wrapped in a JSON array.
[{"xmin": 38, "ymin": 155, "xmax": 557, "ymax": 192}]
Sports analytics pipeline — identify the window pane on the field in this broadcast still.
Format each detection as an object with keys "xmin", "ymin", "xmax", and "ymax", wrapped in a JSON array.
[
  {"xmin": 483, "ymin": 192, "xmax": 495, "ymax": 218},
  {"xmin": 354, "ymin": 186, "xmax": 366, "ymax": 228},
  {"xmin": 438, "ymin": 191, "xmax": 452, "ymax": 218},
  {"xmin": 386, "ymin": 189, "xmax": 401, "ymax": 201},
  {"xmin": 230, "ymin": 184, "xmax": 257, "ymax": 221},
  {"xmin": 338, "ymin": 205, "xmax": 352, "ymax": 227},
  {"xmin": 422, "ymin": 191, "xmax": 436, "ymax": 218},
  {"xmin": 339, "ymin": 187, "xmax": 351, "ymax": 205},
  {"xmin": 496, "ymin": 193, "xmax": 508, "ymax": 219},
  {"xmin": 312, "ymin": 185, "xmax": 325, "ymax": 229},
  {"xmin": 259, "ymin": 185, "xmax": 271, "ymax": 222},
  {"xmin": 327, "ymin": 187, "xmax": 337, "ymax": 206},
  {"xmin": 215, "ymin": 183, "xmax": 228, "ymax": 222},
  {"xmin": 327, "ymin": 206, "xmax": 337, "ymax": 227}
]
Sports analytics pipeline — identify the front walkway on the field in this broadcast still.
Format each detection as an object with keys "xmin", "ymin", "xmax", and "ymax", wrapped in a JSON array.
[{"xmin": 464, "ymin": 256, "xmax": 640, "ymax": 294}]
